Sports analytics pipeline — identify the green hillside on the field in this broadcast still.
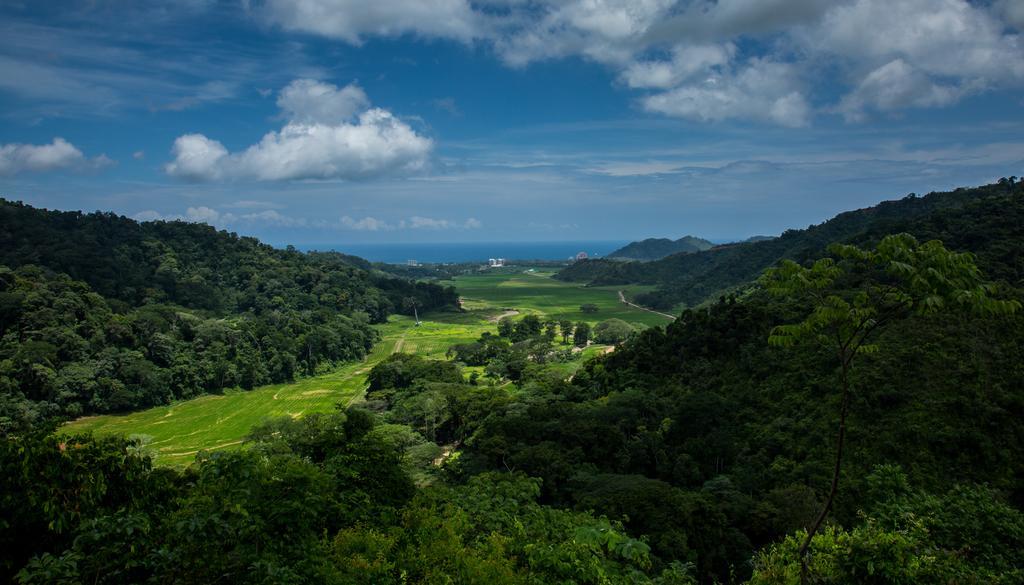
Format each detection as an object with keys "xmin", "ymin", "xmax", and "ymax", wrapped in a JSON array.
[
  {"xmin": 0, "ymin": 200, "xmax": 456, "ymax": 430},
  {"xmin": 4, "ymin": 181, "xmax": 1024, "ymax": 585},
  {"xmin": 558, "ymin": 180, "xmax": 1024, "ymax": 310},
  {"xmin": 606, "ymin": 235, "xmax": 714, "ymax": 261}
]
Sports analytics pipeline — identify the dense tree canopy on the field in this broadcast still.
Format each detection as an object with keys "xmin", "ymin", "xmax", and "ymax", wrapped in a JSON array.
[
  {"xmin": 558, "ymin": 180, "xmax": 1024, "ymax": 310},
  {"xmin": 2, "ymin": 182, "xmax": 1023, "ymax": 583},
  {"xmin": 0, "ymin": 200, "xmax": 456, "ymax": 428}
]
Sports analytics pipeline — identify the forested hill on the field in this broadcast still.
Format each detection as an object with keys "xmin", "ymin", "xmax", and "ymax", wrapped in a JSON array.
[
  {"xmin": 0, "ymin": 199, "xmax": 454, "ymax": 317},
  {"xmin": 606, "ymin": 235, "xmax": 714, "ymax": 261},
  {"xmin": 558, "ymin": 179, "xmax": 1024, "ymax": 309},
  {"xmin": 0, "ymin": 199, "xmax": 456, "ymax": 427}
]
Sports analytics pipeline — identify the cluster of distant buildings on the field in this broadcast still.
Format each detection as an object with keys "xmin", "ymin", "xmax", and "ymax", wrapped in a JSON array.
[{"xmin": 488, "ymin": 258, "xmax": 506, "ymax": 267}]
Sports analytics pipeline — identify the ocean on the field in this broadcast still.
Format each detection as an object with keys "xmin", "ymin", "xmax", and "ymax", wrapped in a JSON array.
[{"xmin": 296, "ymin": 241, "xmax": 630, "ymax": 264}]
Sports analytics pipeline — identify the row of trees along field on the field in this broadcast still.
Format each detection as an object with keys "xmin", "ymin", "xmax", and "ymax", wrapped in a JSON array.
[
  {"xmin": 2, "ymin": 181, "xmax": 1024, "ymax": 583},
  {"xmin": 0, "ymin": 200, "xmax": 457, "ymax": 430}
]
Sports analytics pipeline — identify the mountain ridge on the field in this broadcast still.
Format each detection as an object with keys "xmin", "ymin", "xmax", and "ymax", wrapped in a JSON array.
[
  {"xmin": 606, "ymin": 235, "xmax": 714, "ymax": 261},
  {"xmin": 557, "ymin": 179, "xmax": 1024, "ymax": 310}
]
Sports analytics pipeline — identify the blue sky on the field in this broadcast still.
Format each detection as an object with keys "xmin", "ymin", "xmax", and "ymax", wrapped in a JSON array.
[{"xmin": 1, "ymin": 0, "xmax": 1023, "ymax": 245}]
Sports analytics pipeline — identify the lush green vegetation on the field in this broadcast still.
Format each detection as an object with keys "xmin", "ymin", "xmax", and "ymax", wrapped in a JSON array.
[
  {"xmin": 607, "ymin": 235, "xmax": 714, "ymax": 261},
  {"xmin": 451, "ymin": 268, "xmax": 675, "ymax": 327},
  {"xmin": 56, "ymin": 288, "xmax": 625, "ymax": 466},
  {"xmin": 558, "ymin": 179, "xmax": 1024, "ymax": 311},
  {"xmin": 2, "ymin": 181, "xmax": 1023, "ymax": 583},
  {"xmin": 0, "ymin": 200, "xmax": 456, "ymax": 430}
]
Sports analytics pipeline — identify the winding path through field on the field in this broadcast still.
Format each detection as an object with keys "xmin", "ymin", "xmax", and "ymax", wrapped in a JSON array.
[
  {"xmin": 488, "ymin": 309, "xmax": 519, "ymax": 322},
  {"xmin": 617, "ymin": 290, "xmax": 676, "ymax": 320}
]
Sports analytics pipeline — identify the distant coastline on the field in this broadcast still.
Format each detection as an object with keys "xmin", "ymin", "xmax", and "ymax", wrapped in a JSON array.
[{"xmin": 294, "ymin": 240, "xmax": 630, "ymax": 264}]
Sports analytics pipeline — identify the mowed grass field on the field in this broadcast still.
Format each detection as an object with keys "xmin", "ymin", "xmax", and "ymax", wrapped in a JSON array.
[
  {"xmin": 62, "ymin": 269, "xmax": 668, "ymax": 466},
  {"xmin": 450, "ymin": 268, "xmax": 675, "ymax": 328}
]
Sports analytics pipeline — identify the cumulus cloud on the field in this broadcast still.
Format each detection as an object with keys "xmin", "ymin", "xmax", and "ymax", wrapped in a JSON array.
[
  {"xmin": 166, "ymin": 79, "xmax": 432, "ymax": 181},
  {"xmin": 185, "ymin": 206, "xmax": 222, "ymax": 223},
  {"xmin": 621, "ymin": 43, "xmax": 735, "ymax": 89},
  {"xmin": 642, "ymin": 60, "xmax": 810, "ymax": 127},
  {"xmin": 276, "ymin": 78, "xmax": 369, "ymax": 123},
  {"xmin": 133, "ymin": 210, "xmax": 167, "ymax": 222},
  {"xmin": 340, "ymin": 215, "xmax": 393, "ymax": 231},
  {"xmin": 254, "ymin": 0, "xmax": 1024, "ymax": 126},
  {"xmin": 165, "ymin": 134, "xmax": 229, "ymax": 181},
  {"xmin": 0, "ymin": 137, "xmax": 113, "ymax": 176},
  {"xmin": 808, "ymin": 0, "xmax": 1024, "ymax": 119},
  {"xmin": 259, "ymin": 0, "xmax": 481, "ymax": 44},
  {"xmin": 241, "ymin": 209, "xmax": 307, "ymax": 226},
  {"xmin": 838, "ymin": 59, "xmax": 962, "ymax": 122},
  {"xmin": 132, "ymin": 206, "xmax": 229, "ymax": 224},
  {"xmin": 495, "ymin": 0, "xmax": 676, "ymax": 67},
  {"xmin": 132, "ymin": 206, "xmax": 314, "ymax": 228}
]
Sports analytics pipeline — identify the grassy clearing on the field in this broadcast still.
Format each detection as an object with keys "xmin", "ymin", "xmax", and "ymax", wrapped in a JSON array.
[
  {"xmin": 450, "ymin": 268, "xmax": 675, "ymax": 328},
  {"xmin": 63, "ymin": 313, "xmax": 489, "ymax": 467},
  {"xmin": 61, "ymin": 269, "xmax": 664, "ymax": 467}
]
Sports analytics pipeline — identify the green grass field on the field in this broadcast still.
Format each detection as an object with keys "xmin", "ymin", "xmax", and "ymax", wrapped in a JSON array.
[
  {"xmin": 62, "ymin": 269, "xmax": 667, "ymax": 466},
  {"xmin": 450, "ymin": 268, "xmax": 675, "ymax": 328}
]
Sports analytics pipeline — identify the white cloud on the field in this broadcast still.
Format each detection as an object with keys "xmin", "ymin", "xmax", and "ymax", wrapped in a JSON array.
[
  {"xmin": 496, "ymin": 0, "xmax": 676, "ymax": 67},
  {"xmin": 809, "ymin": 0, "xmax": 1024, "ymax": 119},
  {"xmin": 133, "ymin": 150, "xmax": 145, "ymax": 160},
  {"xmin": 340, "ymin": 215, "xmax": 393, "ymax": 231},
  {"xmin": 336, "ymin": 214, "xmax": 481, "ymax": 230},
  {"xmin": 621, "ymin": 43, "xmax": 735, "ymax": 89},
  {"xmin": 185, "ymin": 206, "xmax": 221, "ymax": 223},
  {"xmin": 407, "ymin": 215, "xmax": 455, "ymax": 229},
  {"xmin": 165, "ymin": 79, "xmax": 432, "ymax": 182},
  {"xmin": 133, "ymin": 210, "xmax": 168, "ymax": 222},
  {"xmin": 838, "ymin": 59, "xmax": 962, "ymax": 122},
  {"xmin": 254, "ymin": 0, "xmax": 1023, "ymax": 126},
  {"xmin": 404, "ymin": 216, "xmax": 482, "ymax": 229},
  {"xmin": 132, "ymin": 206, "xmax": 309, "ymax": 228},
  {"xmin": 641, "ymin": 60, "xmax": 810, "ymax": 127},
  {"xmin": 259, "ymin": 0, "xmax": 482, "ymax": 44},
  {"xmin": 165, "ymin": 134, "xmax": 229, "ymax": 181},
  {"xmin": 276, "ymin": 78, "xmax": 369, "ymax": 123},
  {"xmin": 241, "ymin": 209, "xmax": 307, "ymax": 227},
  {"xmin": 0, "ymin": 137, "xmax": 112, "ymax": 176}
]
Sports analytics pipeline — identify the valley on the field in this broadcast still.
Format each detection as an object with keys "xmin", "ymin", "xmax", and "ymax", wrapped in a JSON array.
[{"xmin": 63, "ymin": 268, "xmax": 660, "ymax": 466}]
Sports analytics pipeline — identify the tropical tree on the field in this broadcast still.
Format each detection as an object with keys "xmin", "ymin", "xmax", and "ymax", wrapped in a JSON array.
[
  {"xmin": 497, "ymin": 316, "xmax": 514, "ymax": 338},
  {"xmin": 593, "ymin": 318, "xmax": 635, "ymax": 345},
  {"xmin": 559, "ymin": 320, "xmax": 573, "ymax": 344},
  {"xmin": 760, "ymin": 233, "xmax": 1020, "ymax": 584},
  {"xmin": 573, "ymin": 321, "xmax": 591, "ymax": 348}
]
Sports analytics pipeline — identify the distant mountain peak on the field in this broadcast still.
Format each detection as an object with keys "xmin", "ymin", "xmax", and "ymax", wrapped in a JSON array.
[{"xmin": 607, "ymin": 235, "xmax": 714, "ymax": 261}]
